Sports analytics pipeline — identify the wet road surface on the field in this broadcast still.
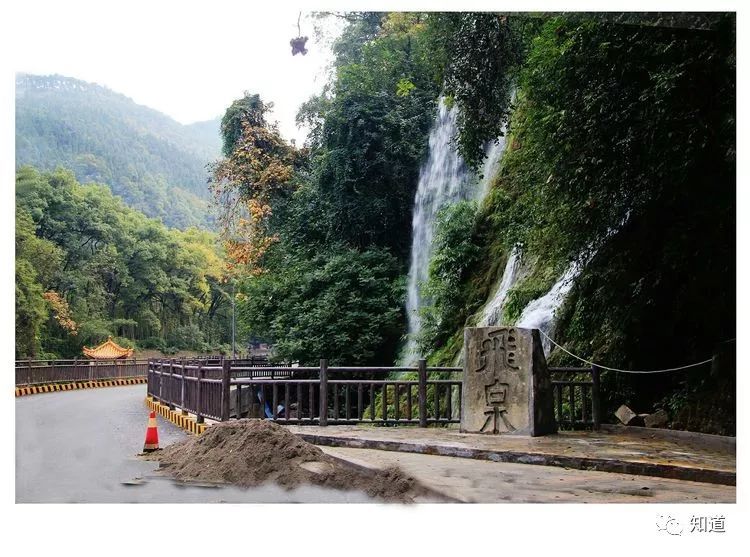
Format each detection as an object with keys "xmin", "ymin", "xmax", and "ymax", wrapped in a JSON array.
[
  {"xmin": 18, "ymin": 385, "xmax": 734, "ymax": 503},
  {"xmin": 15, "ymin": 385, "xmax": 374, "ymax": 503}
]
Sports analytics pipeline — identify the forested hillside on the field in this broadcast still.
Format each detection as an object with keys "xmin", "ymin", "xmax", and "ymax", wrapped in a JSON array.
[
  {"xmin": 185, "ymin": 118, "xmax": 223, "ymax": 156},
  {"xmin": 16, "ymin": 74, "xmax": 220, "ymax": 229},
  {"xmin": 419, "ymin": 14, "xmax": 736, "ymax": 434},
  {"xmin": 217, "ymin": 14, "xmax": 442, "ymax": 365},
  {"xmin": 16, "ymin": 166, "xmax": 232, "ymax": 359},
  {"xmin": 206, "ymin": 12, "xmax": 734, "ymax": 434},
  {"xmin": 15, "ymin": 12, "xmax": 735, "ymax": 434}
]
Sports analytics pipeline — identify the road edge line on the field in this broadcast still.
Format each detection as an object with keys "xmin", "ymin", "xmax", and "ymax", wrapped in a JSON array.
[
  {"xmin": 15, "ymin": 377, "xmax": 147, "ymax": 397},
  {"xmin": 144, "ymin": 396, "xmax": 209, "ymax": 435}
]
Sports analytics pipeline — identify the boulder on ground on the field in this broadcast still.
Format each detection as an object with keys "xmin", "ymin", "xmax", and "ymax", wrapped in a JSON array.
[
  {"xmin": 615, "ymin": 404, "xmax": 640, "ymax": 425},
  {"xmin": 643, "ymin": 409, "xmax": 669, "ymax": 428}
]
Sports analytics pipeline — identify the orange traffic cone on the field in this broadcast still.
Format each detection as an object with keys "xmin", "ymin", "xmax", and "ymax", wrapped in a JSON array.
[{"xmin": 143, "ymin": 411, "xmax": 159, "ymax": 452}]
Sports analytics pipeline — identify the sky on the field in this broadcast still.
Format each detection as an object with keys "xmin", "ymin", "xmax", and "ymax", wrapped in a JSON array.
[{"xmin": 7, "ymin": 2, "xmax": 344, "ymax": 144}]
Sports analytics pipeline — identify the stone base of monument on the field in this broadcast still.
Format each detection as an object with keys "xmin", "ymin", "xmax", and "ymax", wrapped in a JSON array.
[{"xmin": 460, "ymin": 327, "xmax": 556, "ymax": 437}]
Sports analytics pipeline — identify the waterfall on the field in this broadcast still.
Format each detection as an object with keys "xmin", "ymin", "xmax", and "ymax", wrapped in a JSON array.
[
  {"xmin": 477, "ymin": 133, "xmax": 507, "ymax": 201},
  {"xmin": 401, "ymin": 101, "xmax": 470, "ymax": 364},
  {"xmin": 516, "ymin": 261, "xmax": 582, "ymax": 354},
  {"xmin": 401, "ymin": 100, "xmax": 506, "ymax": 364},
  {"xmin": 479, "ymin": 246, "xmax": 522, "ymax": 327},
  {"xmin": 515, "ymin": 222, "xmax": 622, "ymax": 354}
]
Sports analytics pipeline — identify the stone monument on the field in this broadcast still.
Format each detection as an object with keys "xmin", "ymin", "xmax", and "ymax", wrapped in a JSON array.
[{"xmin": 461, "ymin": 326, "xmax": 556, "ymax": 436}]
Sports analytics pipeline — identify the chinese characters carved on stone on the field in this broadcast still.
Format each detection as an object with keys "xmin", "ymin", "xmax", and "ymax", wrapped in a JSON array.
[{"xmin": 476, "ymin": 328, "xmax": 520, "ymax": 433}]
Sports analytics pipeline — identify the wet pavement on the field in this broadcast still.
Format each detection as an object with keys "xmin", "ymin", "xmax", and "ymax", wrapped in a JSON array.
[
  {"xmin": 287, "ymin": 424, "xmax": 736, "ymax": 484},
  {"xmin": 15, "ymin": 386, "xmax": 374, "ymax": 503},
  {"xmin": 17, "ymin": 386, "xmax": 735, "ymax": 503},
  {"xmin": 323, "ymin": 447, "xmax": 735, "ymax": 503}
]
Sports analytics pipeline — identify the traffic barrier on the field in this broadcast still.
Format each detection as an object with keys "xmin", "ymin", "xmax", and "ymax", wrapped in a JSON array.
[
  {"xmin": 15, "ymin": 377, "xmax": 147, "ymax": 397},
  {"xmin": 145, "ymin": 396, "xmax": 208, "ymax": 435}
]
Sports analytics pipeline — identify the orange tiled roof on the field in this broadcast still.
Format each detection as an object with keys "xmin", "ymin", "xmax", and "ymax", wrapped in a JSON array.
[{"xmin": 82, "ymin": 336, "xmax": 134, "ymax": 359}]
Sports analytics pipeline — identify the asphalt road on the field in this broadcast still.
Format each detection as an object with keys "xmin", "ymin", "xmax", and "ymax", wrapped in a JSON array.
[
  {"xmin": 17, "ymin": 385, "xmax": 734, "ymax": 504},
  {"xmin": 15, "ymin": 385, "xmax": 373, "ymax": 503}
]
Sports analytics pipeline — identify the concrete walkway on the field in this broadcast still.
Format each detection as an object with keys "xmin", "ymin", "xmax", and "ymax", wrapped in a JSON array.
[
  {"xmin": 287, "ymin": 424, "xmax": 736, "ymax": 485},
  {"xmin": 322, "ymin": 447, "xmax": 735, "ymax": 503}
]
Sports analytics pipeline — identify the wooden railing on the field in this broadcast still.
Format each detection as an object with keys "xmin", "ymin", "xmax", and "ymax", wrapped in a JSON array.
[
  {"xmin": 147, "ymin": 358, "xmax": 463, "ymax": 427},
  {"xmin": 182, "ymin": 355, "xmax": 274, "ymax": 367},
  {"xmin": 17, "ymin": 356, "xmax": 601, "ymax": 430},
  {"xmin": 549, "ymin": 366, "xmax": 601, "ymax": 430},
  {"xmin": 15, "ymin": 359, "xmax": 148, "ymax": 386}
]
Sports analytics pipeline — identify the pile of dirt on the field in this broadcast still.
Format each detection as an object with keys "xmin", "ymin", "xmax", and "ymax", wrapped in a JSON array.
[{"xmin": 145, "ymin": 420, "xmax": 437, "ymax": 503}]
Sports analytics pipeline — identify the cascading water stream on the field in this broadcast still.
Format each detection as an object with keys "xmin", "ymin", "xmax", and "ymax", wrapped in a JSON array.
[
  {"xmin": 398, "ymin": 88, "xmax": 612, "ymax": 361},
  {"xmin": 516, "ymin": 262, "xmax": 582, "ymax": 354},
  {"xmin": 478, "ymin": 246, "xmax": 522, "ymax": 327},
  {"xmin": 514, "ymin": 219, "xmax": 626, "ymax": 354},
  {"xmin": 401, "ymin": 100, "xmax": 507, "ymax": 364},
  {"xmin": 477, "ymin": 134, "xmax": 507, "ymax": 201},
  {"xmin": 401, "ymin": 101, "xmax": 469, "ymax": 363}
]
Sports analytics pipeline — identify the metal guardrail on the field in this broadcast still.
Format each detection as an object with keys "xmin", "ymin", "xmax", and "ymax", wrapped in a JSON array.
[
  {"xmin": 147, "ymin": 358, "xmax": 463, "ymax": 427},
  {"xmin": 15, "ymin": 358, "xmax": 148, "ymax": 386}
]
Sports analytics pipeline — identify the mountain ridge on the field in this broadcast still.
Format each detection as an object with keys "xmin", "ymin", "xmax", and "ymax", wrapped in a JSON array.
[{"xmin": 16, "ymin": 73, "xmax": 222, "ymax": 229}]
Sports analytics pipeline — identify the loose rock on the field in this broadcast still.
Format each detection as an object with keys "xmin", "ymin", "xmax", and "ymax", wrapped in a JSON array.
[
  {"xmin": 644, "ymin": 409, "xmax": 669, "ymax": 428},
  {"xmin": 615, "ymin": 404, "xmax": 641, "ymax": 426}
]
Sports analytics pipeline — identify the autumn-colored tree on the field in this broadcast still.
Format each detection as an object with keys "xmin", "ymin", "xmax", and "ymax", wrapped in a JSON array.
[
  {"xmin": 43, "ymin": 291, "xmax": 78, "ymax": 336},
  {"xmin": 210, "ymin": 95, "xmax": 297, "ymax": 274}
]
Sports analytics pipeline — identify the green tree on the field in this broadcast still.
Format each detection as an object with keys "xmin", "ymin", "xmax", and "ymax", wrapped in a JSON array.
[
  {"xmin": 418, "ymin": 201, "xmax": 481, "ymax": 352},
  {"xmin": 15, "ymin": 166, "xmax": 232, "ymax": 357},
  {"xmin": 305, "ymin": 12, "xmax": 441, "ymax": 259},
  {"xmin": 239, "ymin": 246, "xmax": 404, "ymax": 365},
  {"xmin": 15, "ymin": 208, "xmax": 59, "ymax": 358},
  {"xmin": 219, "ymin": 93, "xmax": 268, "ymax": 157},
  {"xmin": 426, "ymin": 12, "xmax": 526, "ymax": 167}
]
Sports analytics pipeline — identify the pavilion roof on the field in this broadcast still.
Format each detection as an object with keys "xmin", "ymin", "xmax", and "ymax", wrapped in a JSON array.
[{"xmin": 82, "ymin": 336, "xmax": 134, "ymax": 359}]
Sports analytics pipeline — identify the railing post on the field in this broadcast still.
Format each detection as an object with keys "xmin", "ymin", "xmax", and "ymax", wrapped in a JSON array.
[
  {"xmin": 168, "ymin": 359, "xmax": 175, "ymax": 409},
  {"xmin": 418, "ymin": 359, "xmax": 427, "ymax": 428},
  {"xmin": 221, "ymin": 358, "xmax": 231, "ymax": 421},
  {"xmin": 591, "ymin": 365, "xmax": 601, "ymax": 430},
  {"xmin": 319, "ymin": 359, "xmax": 328, "ymax": 426},
  {"xmin": 27, "ymin": 359, "xmax": 32, "ymax": 385},
  {"xmin": 158, "ymin": 360, "xmax": 164, "ymax": 401},
  {"xmin": 196, "ymin": 362, "xmax": 204, "ymax": 423},
  {"xmin": 180, "ymin": 360, "xmax": 187, "ymax": 415},
  {"xmin": 88, "ymin": 359, "xmax": 94, "ymax": 383}
]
